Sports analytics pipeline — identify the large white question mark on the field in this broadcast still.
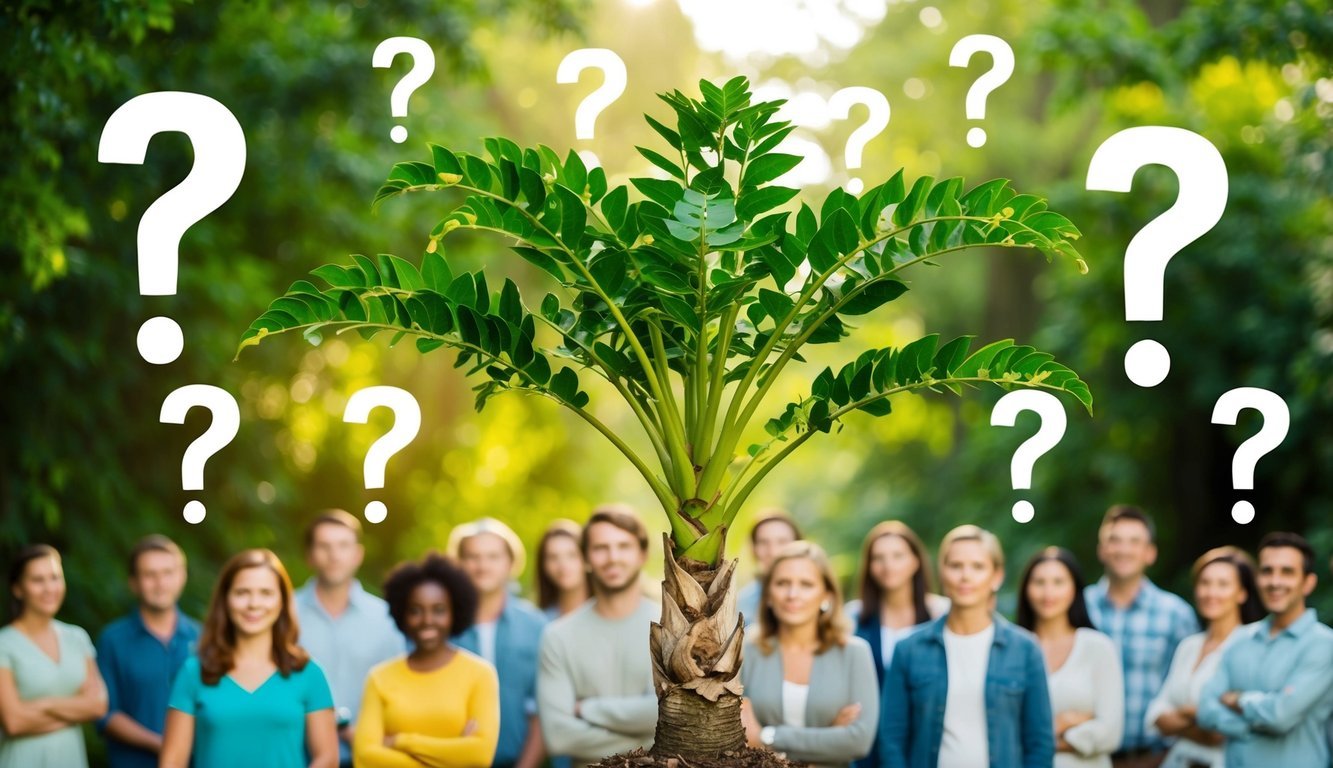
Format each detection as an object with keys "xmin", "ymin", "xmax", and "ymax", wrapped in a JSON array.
[
  {"xmin": 1086, "ymin": 127, "xmax": 1228, "ymax": 388},
  {"xmin": 372, "ymin": 37, "xmax": 436, "ymax": 144},
  {"xmin": 948, "ymin": 34, "xmax": 1015, "ymax": 148},
  {"xmin": 160, "ymin": 384, "xmax": 241, "ymax": 525},
  {"xmin": 828, "ymin": 87, "xmax": 890, "ymax": 195},
  {"xmin": 343, "ymin": 386, "xmax": 421, "ymax": 524},
  {"xmin": 1210, "ymin": 387, "xmax": 1290, "ymax": 525},
  {"xmin": 991, "ymin": 390, "xmax": 1068, "ymax": 523},
  {"xmin": 98, "ymin": 92, "xmax": 246, "ymax": 365},
  {"xmin": 556, "ymin": 48, "xmax": 627, "ymax": 141}
]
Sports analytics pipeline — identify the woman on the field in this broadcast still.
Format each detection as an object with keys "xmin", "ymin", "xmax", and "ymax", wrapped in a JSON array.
[
  {"xmin": 880, "ymin": 525, "xmax": 1054, "ymax": 768},
  {"xmin": 1145, "ymin": 546, "xmax": 1262, "ymax": 768},
  {"xmin": 535, "ymin": 520, "xmax": 589, "ymax": 620},
  {"xmin": 161, "ymin": 549, "xmax": 337, "ymax": 768},
  {"xmin": 354, "ymin": 552, "xmax": 499, "ymax": 768},
  {"xmin": 739, "ymin": 541, "xmax": 878, "ymax": 768},
  {"xmin": 1016, "ymin": 547, "xmax": 1124, "ymax": 768},
  {"xmin": 0, "ymin": 545, "xmax": 107, "ymax": 768},
  {"xmin": 848, "ymin": 521, "xmax": 950, "ymax": 677}
]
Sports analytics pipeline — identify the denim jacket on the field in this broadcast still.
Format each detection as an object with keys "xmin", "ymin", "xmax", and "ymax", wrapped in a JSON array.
[
  {"xmin": 878, "ymin": 614, "xmax": 1054, "ymax": 768},
  {"xmin": 455, "ymin": 596, "xmax": 548, "ymax": 767}
]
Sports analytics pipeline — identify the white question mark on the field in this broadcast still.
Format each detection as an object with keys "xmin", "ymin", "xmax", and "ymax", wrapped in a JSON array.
[
  {"xmin": 343, "ymin": 386, "xmax": 421, "ymax": 524},
  {"xmin": 372, "ymin": 37, "xmax": 436, "ymax": 144},
  {"xmin": 991, "ymin": 390, "xmax": 1068, "ymax": 523},
  {"xmin": 160, "ymin": 384, "xmax": 241, "ymax": 525},
  {"xmin": 1210, "ymin": 387, "xmax": 1290, "ymax": 525},
  {"xmin": 828, "ymin": 87, "xmax": 890, "ymax": 195},
  {"xmin": 556, "ymin": 48, "xmax": 627, "ymax": 141},
  {"xmin": 1086, "ymin": 127, "xmax": 1228, "ymax": 388},
  {"xmin": 98, "ymin": 92, "xmax": 246, "ymax": 365},
  {"xmin": 948, "ymin": 34, "xmax": 1015, "ymax": 148}
]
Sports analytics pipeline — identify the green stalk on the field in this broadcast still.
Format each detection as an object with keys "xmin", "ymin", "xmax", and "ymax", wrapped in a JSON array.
[{"xmin": 649, "ymin": 322, "xmax": 696, "ymax": 497}]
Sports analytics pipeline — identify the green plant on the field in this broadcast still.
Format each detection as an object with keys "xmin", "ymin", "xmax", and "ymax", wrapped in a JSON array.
[{"xmin": 239, "ymin": 77, "xmax": 1091, "ymax": 759}]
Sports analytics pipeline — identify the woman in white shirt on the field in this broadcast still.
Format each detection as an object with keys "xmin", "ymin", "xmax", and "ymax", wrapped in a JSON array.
[
  {"xmin": 739, "ymin": 541, "xmax": 879, "ymax": 768},
  {"xmin": 1145, "ymin": 546, "xmax": 1262, "ymax": 768},
  {"xmin": 1016, "ymin": 547, "xmax": 1124, "ymax": 768}
]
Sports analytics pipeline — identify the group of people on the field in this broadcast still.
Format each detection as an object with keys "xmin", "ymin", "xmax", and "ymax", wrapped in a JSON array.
[{"xmin": 1, "ymin": 504, "xmax": 1331, "ymax": 768}]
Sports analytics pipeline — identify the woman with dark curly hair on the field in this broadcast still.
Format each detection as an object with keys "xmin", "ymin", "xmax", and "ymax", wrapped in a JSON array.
[
  {"xmin": 160, "ymin": 548, "xmax": 337, "ymax": 768},
  {"xmin": 354, "ymin": 552, "xmax": 499, "ymax": 768}
]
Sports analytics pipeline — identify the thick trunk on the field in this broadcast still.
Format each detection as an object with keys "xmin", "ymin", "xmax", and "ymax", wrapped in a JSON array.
[{"xmin": 648, "ymin": 532, "xmax": 747, "ymax": 760}]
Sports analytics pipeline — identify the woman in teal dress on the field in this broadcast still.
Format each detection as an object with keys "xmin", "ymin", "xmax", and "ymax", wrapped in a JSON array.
[
  {"xmin": 160, "ymin": 548, "xmax": 338, "ymax": 768},
  {"xmin": 0, "ymin": 544, "xmax": 108, "ymax": 768}
]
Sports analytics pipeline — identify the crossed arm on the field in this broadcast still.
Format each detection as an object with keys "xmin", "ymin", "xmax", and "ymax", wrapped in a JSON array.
[{"xmin": 0, "ymin": 659, "xmax": 107, "ymax": 737}]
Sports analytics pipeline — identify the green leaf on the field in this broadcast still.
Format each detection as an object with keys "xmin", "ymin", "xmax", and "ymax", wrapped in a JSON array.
[
  {"xmin": 638, "ymin": 147, "xmax": 685, "ymax": 179},
  {"xmin": 743, "ymin": 153, "xmax": 802, "ymax": 188},
  {"xmin": 738, "ymin": 186, "xmax": 799, "ymax": 221}
]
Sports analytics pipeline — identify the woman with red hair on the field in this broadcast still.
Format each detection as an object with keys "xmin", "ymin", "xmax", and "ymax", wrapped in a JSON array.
[{"xmin": 160, "ymin": 549, "xmax": 337, "ymax": 768}]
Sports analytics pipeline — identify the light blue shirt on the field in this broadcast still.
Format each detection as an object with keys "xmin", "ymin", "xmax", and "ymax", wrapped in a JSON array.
[
  {"xmin": 294, "ymin": 579, "xmax": 405, "ymax": 721},
  {"xmin": 1197, "ymin": 608, "xmax": 1333, "ymax": 768},
  {"xmin": 737, "ymin": 580, "xmax": 762, "ymax": 627}
]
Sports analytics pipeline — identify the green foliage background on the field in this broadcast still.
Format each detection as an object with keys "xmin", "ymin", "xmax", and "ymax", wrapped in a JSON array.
[{"xmin": 3, "ymin": 0, "xmax": 1330, "ymax": 715}]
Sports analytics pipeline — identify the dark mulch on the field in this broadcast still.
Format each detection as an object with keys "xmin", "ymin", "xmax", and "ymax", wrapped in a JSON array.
[{"xmin": 590, "ymin": 748, "xmax": 806, "ymax": 768}]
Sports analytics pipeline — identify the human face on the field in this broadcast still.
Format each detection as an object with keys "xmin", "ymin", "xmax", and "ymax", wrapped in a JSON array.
[
  {"xmin": 1025, "ymin": 560, "xmax": 1076, "ymax": 622},
  {"xmin": 543, "ymin": 535, "xmax": 586, "ymax": 593},
  {"xmin": 1097, "ymin": 519, "xmax": 1156, "ymax": 581},
  {"xmin": 1195, "ymin": 560, "xmax": 1246, "ymax": 624},
  {"xmin": 869, "ymin": 534, "xmax": 919, "ymax": 595},
  {"xmin": 941, "ymin": 540, "xmax": 1002, "ymax": 610},
  {"xmin": 131, "ymin": 549, "xmax": 186, "ymax": 613},
  {"xmin": 1257, "ymin": 546, "xmax": 1314, "ymax": 618},
  {"xmin": 459, "ymin": 533, "xmax": 513, "ymax": 597},
  {"xmin": 767, "ymin": 556, "xmax": 827, "ymax": 629},
  {"xmin": 226, "ymin": 566, "xmax": 283, "ymax": 638},
  {"xmin": 584, "ymin": 522, "xmax": 646, "ymax": 595},
  {"xmin": 13, "ymin": 555, "xmax": 65, "ymax": 619},
  {"xmin": 404, "ymin": 581, "xmax": 452, "ymax": 653},
  {"xmin": 752, "ymin": 520, "xmax": 798, "ymax": 573},
  {"xmin": 307, "ymin": 523, "xmax": 363, "ymax": 588}
]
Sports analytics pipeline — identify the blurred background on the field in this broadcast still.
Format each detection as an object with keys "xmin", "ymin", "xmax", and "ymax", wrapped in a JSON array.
[{"xmin": 3, "ymin": 0, "xmax": 1331, "ymax": 661}]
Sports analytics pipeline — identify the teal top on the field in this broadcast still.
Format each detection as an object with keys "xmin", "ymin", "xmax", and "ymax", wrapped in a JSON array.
[
  {"xmin": 168, "ymin": 656, "xmax": 334, "ymax": 768},
  {"xmin": 0, "ymin": 621, "xmax": 96, "ymax": 768}
]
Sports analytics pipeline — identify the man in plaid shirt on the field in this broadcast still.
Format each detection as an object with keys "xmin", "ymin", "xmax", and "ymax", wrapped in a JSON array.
[{"xmin": 1084, "ymin": 505, "xmax": 1200, "ymax": 768}]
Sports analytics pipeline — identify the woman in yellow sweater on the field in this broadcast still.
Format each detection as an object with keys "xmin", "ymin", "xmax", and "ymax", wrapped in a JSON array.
[{"xmin": 354, "ymin": 553, "xmax": 499, "ymax": 768}]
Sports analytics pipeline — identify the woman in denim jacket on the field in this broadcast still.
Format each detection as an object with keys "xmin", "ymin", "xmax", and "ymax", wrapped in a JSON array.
[{"xmin": 878, "ymin": 525, "xmax": 1054, "ymax": 768}]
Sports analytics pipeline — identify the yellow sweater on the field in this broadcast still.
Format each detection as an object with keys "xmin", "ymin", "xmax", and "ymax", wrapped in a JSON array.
[{"xmin": 353, "ymin": 650, "xmax": 500, "ymax": 768}]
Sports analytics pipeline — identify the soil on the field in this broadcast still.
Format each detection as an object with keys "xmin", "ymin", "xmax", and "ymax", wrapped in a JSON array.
[{"xmin": 589, "ymin": 747, "xmax": 807, "ymax": 768}]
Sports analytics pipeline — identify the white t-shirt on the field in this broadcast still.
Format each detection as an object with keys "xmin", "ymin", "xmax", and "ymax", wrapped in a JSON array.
[
  {"xmin": 475, "ymin": 620, "xmax": 498, "ymax": 665},
  {"xmin": 939, "ymin": 623, "xmax": 994, "ymax": 768},
  {"xmin": 781, "ymin": 680, "xmax": 809, "ymax": 728}
]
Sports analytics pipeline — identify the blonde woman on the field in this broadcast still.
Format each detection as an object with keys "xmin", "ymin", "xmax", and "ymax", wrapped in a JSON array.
[{"xmin": 739, "ymin": 541, "xmax": 878, "ymax": 768}]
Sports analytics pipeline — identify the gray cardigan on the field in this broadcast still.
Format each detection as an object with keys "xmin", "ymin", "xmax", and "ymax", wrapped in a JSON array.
[{"xmin": 741, "ymin": 634, "xmax": 880, "ymax": 768}]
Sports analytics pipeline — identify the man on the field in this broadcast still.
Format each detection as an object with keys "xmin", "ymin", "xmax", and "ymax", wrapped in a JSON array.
[
  {"xmin": 736, "ymin": 510, "xmax": 802, "ymax": 624},
  {"xmin": 1082, "ymin": 505, "xmax": 1198, "ymax": 767},
  {"xmin": 1198, "ymin": 532, "xmax": 1333, "ymax": 767},
  {"xmin": 96, "ymin": 535, "xmax": 201, "ymax": 768},
  {"xmin": 451, "ymin": 518, "xmax": 549, "ymax": 768},
  {"xmin": 538, "ymin": 504, "xmax": 658, "ymax": 767},
  {"xmin": 294, "ymin": 509, "xmax": 405, "ymax": 768}
]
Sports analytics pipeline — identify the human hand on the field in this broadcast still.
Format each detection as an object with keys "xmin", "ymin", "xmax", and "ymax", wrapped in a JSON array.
[
  {"xmin": 832, "ymin": 703, "xmax": 861, "ymax": 727},
  {"xmin": 463, "ymin": 720, "xmax": 478, "ymax": 737},
  {"xmin": 383, "ymin": 733, "xmax": 397, "ymax": 749},
  {"xmin": 1221, "ymin": 691, "xmax": 1242, "ymax": 713},
  {"xmin": 1054, "ymin": 710, "xmax": 1093, "ymax": 734}
]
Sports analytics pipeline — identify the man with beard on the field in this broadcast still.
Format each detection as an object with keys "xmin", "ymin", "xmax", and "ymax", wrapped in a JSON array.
[
  {"xmin": 538, "ymin": 505, "xmax": 658, "ymax": 767},
  {"xmin": 1198, "ymin": 532, "xmax": 1333, "ymax": 767},
  {"xmin": 96, "ymin": 536, "xmax": 201, "ymax": 768}
]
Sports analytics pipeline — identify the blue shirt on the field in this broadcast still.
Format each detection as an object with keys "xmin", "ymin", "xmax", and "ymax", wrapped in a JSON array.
[
  {"xmin": 455, "ymin": 596, "xmax": 547, "ymax": 767},
  {"xmin": 1196, "ymin": 609, "xmax": 1333, "ymax": 768},
  {"xmin": 878, "ymin": 614, "xmax": 1054, "ymax": 768},
  {"xmin": 1084, "ymin": 577, "xmax": 1198, "ymax": 751},
  {"xmin": 95, "ymin": 608, "xmax": 200, "ymax": 768},
  {"xmin": 167, "ymin": 656, "xmax": 334, "ymax": 768},
  {"xmin": 736, "ymin": 581, "xmax": 762, "ymax": 627}
]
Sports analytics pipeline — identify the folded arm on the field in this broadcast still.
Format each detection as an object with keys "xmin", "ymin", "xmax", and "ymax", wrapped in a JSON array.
[
  {"xmin": 1236, "ymin": 641, "xmax": 1333, "ymax": 735},
  {"xmin": 538, "ymin": 637, "xmax": 649, "ymax": 758}
]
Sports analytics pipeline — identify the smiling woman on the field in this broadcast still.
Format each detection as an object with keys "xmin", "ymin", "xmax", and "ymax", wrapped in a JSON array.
[{"xmin": 159, "ymin": 549, "xmax": 337, "ymax": 768}]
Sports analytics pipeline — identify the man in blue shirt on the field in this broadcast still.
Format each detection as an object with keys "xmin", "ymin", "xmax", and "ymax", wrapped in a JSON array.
[
  {"xmin": 1198, "ymin": 531, "xmax": 1333, "ymax": 768},
  {"xmin": 294, "ymin": 509, "xmax": 406, "ymax": 768},
  {"xmin": 451, "ymin": 518, "xmax": 549, "ymax": 768},
  {"xmin": 1082, "ymin": 505, "xmax": 1198, "ymax": 767},
  {"xmin": 96, "ymin": 535, "xmax": 201, "ymax": 768}
]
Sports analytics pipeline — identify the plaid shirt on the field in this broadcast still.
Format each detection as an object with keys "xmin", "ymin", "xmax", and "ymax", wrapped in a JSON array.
[{"xmin": 1085, "ymin": 577, "xmax": 1199, "ymax": 752}]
